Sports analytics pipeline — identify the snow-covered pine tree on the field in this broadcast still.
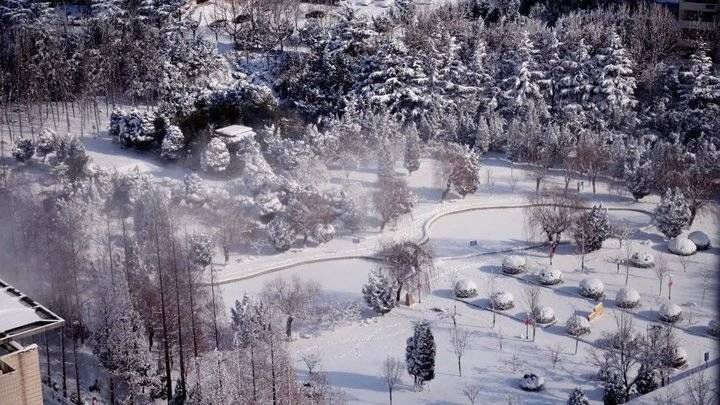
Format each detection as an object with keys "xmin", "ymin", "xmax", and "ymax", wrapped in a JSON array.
[
  {"xmin": 435, "ymin": 143, "xmax": 482, "ymax": 199},
  {"xmin": 635, "ymin": 365, "xmax": 659, "ymax": 394},
  {"xmin": 267, "ymin": 215, "xmax": 296, "ymax": 252},
  {"xmin": 394, "ymin": 0, "xmax": 416, "ymax": 25},
  {"xmin": 676, "ymin": 41, "xmax": 720, "ymax": 136},
  {"xmin": 603, "ymin": 370, "xmax": 627, "ymax": 404},
  {"xmin": 623, "ymin": 144, "xmax": 653, "ymax": 201},
  {"xmin": 553, "ymin": 37, "xmax": 593, "ymax": 114},
  {"xmin": 567, "ymin": 387, "xmax": 590, "ymax": 405},
  {"xmin": 499, "ymin": 30, "xmax": 544, "ymax": 116},
  {"xmin": 654, "ymin": 188, "xmax": 691, "ymax": 238},
  {"xmin": 403, "ymin": 125, "xmax": 422, "ymax": 175},
  {"xmin": 405, "ymin": 320, "xmax": 436, "ymax": 388},
  {"xmin": 362, "ymin": 268, "xmax": 396, "ymax": 315},
  {"xmin": 188, "ymin": 232, "xmax": 214, "ymax": 267},
  {"xmin": 35, "ymin": 128, "xmax": 56, "ymax": 161},
  {"xmin": 573, "ymin": 204, "xmax": 610, "ymax": 252},
  {"xmin": 160, "ymin": 125, "xmax": 185, "ymax": 160},
  {"xmin": 0, "ymin": 0, "xmax": 51, "ymax": 28},
  {"xmin": 592, "ymin": 31, "xmax": 636, "ymax": 124},
  {"xmin": 201, "ymin": 138, "xmax": 230, "ymax": 173},
  {"xmin": 12, "ymin": 138, "xmax": 34, "ymax": 162}
]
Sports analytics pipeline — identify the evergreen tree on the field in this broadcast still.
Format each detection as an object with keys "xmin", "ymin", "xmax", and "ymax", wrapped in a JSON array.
[
  {"xmin": 592, "ymin": 31, "xmax": 636, "ymax": 125},
  {"xmin": 603, "ymin": 371, "xmax": 627, "ymax": 404},
  {"xmin": 394, "ymin": 0, "xmax": 416, "ymax": 25},
  {"xmin": 499, "ymin": 30, "xmax": 544, "ymax": 115},
  {"xmin": 267, "ymin": 215, "xmax": 296, "ymax": 252},
  {"xmin": 188, "ymin": 232, "xmax": 214, "ymax": 267},
  {"xmin": 35, "ymin": 128, "xmax": 56, "ymax": 161},
  {"xmin": 12, "ymin": 138, "xmax": 34, "ymax": 162},
  {"xmin": 635, "ymin": 365, "xmax": 659, "ymax": 395},
  {"xmin": 574, "ymin": 204, "xmax": 611, "ymax": 252},
  {"xmin": 654, "ymin": 188, "xmax": 691, "ymax": 238},
  {"xmin": 362, "ymin": 268, "xmax": 397, "ymax": 315},
  {"xmin": 568, "ymin": 387, "xmax": 590, "ymax": 405},
  {"xmin": 160, "ymin": 125, "xmax": 185, "ymax": 160},
  {"xmin": 200, "ymin": 138, "xmax": 230, "ymax": 173},
  {"xmin": 403, "ymin": 126, "xmax": 422, "ymax": 175},
  {"xmin": 624, "ymin": 144, "xmax": 653, "ymax": 201},
  {"xmin": 676, "ymin": 41, "xmax": 720, "ymax": 136},
  {"xmin": 405, "ymin": 320, "xmax": 436, "ymax": 388},
  {"xmin": 553, "ymin": 37, "xmax": 593, "ymax": 114}
]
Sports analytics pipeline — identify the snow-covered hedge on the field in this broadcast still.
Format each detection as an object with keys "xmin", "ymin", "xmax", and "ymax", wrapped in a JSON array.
[
  {"xmin": 502, "ymin": 255, "xmax": 527, "ymax": 275},
  {"xmin": 630, "ymin": 252, "xmax": 655, "ymax": 268},
  {"xmin": 615, "ymin": 287, "xmax": 641, "ymax": 309},
  {"xmin": 489, "ymin": 291, "xmax": 514, "ymax": 310},
  {"xmin": 658, "ymin": 303, "xmax": 682, "ymax": 323},
  {"xmin": 454, "ymin": 279, "xmax": 478, "ymax": 298},
  {"xmin": 708, "ymin": 320, "xmax": 720, "ymax": 337},
  {"xmin": 671, "ymin": 347, "xmax": 688, "ymax": 368},
  {"xmin": 688, "ymin": 231, "xmax": 710, "ymax": 251},
  {"xmin": 533, "ymin": 305, "xmax": 555, "ymax": 324},
  {"xmin": 667, "ymin": 237, "xmax": 697, "ymax": 256},
  {"xmin": 537, "ymin": 268, "xmax": 563, "ymax": 285},
  {"xmin": 566, "ymin": 315, "xmax": 591, "ymax": 336},
  {"xmin": 579, "ymin": 278, "xmax": 604, "ymax": 299},
  {"xmin": 520, "ymin": 373, "xmax": 545, "ymax": 392}
]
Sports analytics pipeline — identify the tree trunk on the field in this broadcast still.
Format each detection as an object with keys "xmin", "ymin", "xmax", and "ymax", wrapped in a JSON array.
[
  {"xmin": 457, "ymin": 356, "xmax": 462, "ymax": 376},
  {"xmin": 395, "ymin": 284, "xmax": 403, "ymax": 303},
  {"xmin": 591, "ymin": 176, "xmax": 596, "ymax": 194},
  {"xmin": 61, "ymin": 329, "xmax": 67, "ymax": 398},
  {"xmin": 536, "ymin": 177, "xmax": 541, "ymax": 192},
  {"xmin": 441, "ymin": 181, "xmax": 451, "ymax": 200},
  {"xmin": 286, "ymin": 316, "xmax": 293, "ymax": 338},
  {"xmin": 389, "ymin": 388, "xmax": 393, "ymax": 405}
]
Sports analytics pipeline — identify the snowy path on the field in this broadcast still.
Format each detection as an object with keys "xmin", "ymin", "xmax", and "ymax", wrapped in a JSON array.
[{"xmin": 212, "ymin": 203, "xmax": 653, "ymax": 285}]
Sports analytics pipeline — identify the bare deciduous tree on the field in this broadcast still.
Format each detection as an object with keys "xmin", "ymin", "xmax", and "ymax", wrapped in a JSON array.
[
  {"xmin": 379, "ymin": 241, "xmax": 434, "ymax": 303},
  {"xmin": 462, "ymin": 383, "xmax": 482, "ymax": 405},
  {"xmin": 654, "ymin": 254, "xmax": 670, "ymax": 296},
  {"xmin": 685, "ymin": 371, "xmax": 716, "ymax": 405},
  {"xmin": 262, "ymin": 276, "xmax": 320, "ymax": 338},
  {"xmin": 381, "ymin": 356, "xmax": 403, "ymax": 405},
  {"xmin": 301, "ymin": 349, "xmax": 321, "ymax": 376},
  {"xmin": 548, "ymin": 343, "xmax": 564, "ymax": 369},
  {"xmin": 373, "ymin": 176, "xmax": 416, "ymax": 231},
  {"xmin": 451, "ymin": 328, "xmax": 473, "ymax": 376},
  {"xmin": 525, "ymin": 190, "xmax": 585, "ymax": 260}
]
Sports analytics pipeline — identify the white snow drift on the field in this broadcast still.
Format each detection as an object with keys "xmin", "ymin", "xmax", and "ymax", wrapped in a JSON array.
[{"xmin": 667, "ymin": 237, "xmax": 697, "ymax": 256}]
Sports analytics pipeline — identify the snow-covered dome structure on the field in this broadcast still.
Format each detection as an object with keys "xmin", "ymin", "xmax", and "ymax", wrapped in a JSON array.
[
  {"xmin": 667, "ymin": 237, "xmax": 697, "ymax": 256},
  {"xmin": 489, "ymin": 290, "xmax": 514, "ymax": 310},
  {"xmin": 672, "ymin": 347, "xmax": 688, "ymax": 368},
  {"xmin": 709, "ymin": 320, "xmax": 720, "ymax": 337},
  {"xmin": 454, "ymin": 279, "xmax": 478, "ymax": 298},
  {"xmin": 502, "ymin": 255, "xmax": 527, "ymax": 274},
  {"xmin": 658, "ymin": 302, "xmax": 682, "ymax": 323},
  {"xmin": 566, "ymin": 315, "xmax": 591, "ymax": 336},
  {"xmin": 520, "ymin": 373, "xmax": 545, "ymax": 392},
  {"xmin": 688, "ymin": 231, "xmax": 711, "ymax": 251},
  {"xmin": 630, "ymin": 252, "xmax": 655, "ymax": 268},
  {"xmin": 615, "ymin": 287, "xmax": 641, "ymax": 309},
  {"xmin": 533, "ymin": 305, "xmax": 555, "ymax": 324},
  {"xmin": 538, "ymin": 268, "xmax": 563, "ymax": 285},
  {"xmin": 579, "ymin": 278, "xmax": 604, "ymax": 299}
]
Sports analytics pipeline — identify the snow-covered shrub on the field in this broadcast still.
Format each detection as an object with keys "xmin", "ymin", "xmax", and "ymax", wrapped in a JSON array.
[
  {"xmin": 35, "ymin": 129, "xmax": 56, "ymax": 160},
  {"xmin": 603, "ymin": 370, "xmax": 627, "ymax": 404},
  {"xmin": 635, "ymin": 365, "xmax": 659, "ymax": 394},
  {"xmin": 615, "ymin": 287, "xmax": 640, "ymax": 309},
  {"xmin": 688, "ymin": 231, "xmax": 710, "ymax": 250},
  {"xmin": 267, "ymin": 216, "xmax": 296, "ymax": 252},
  {"xmin": 12, "ymin": 138, "xmax": 34, "ymax": 162},
  {"xmin": 667, "ymin": 237, "xmax": 696, "ymax": 256},
  {"xmin": 573, "ymin": 204, "xmax": 611, "ymax": 252},
  {"xmin": 579, "ymin": 278, "xmax": 604, "ymax": 299},
  {"xmin": 201, "ymin": 138, "xmax": 231, "ymax": 172},
  {"xmin": 454, "ymin": 279, "xmax": 478, "ymax": 298},
  {"xmin": 310, "ymin": 223, "xmax": 335, "ymax": 244},
  {"xmin": 566, "ymin": 315, "xmax": 591, "ymax": 336},
  {"xmin": 568, "ymin": 387, "xmax": 590, "ymax": 405},
  {"xmin": 654, "ymin": 188, "xmax": 691, "ymax": 238},
  {"xmin": 537, "ymin": 268, "xmax": 563, "ymax": 285},
  {"xmin": 188, "ymin": 232, "xmax": 214, "ymax": 267},
  {"xmin": 630, "ymin": 252, "xmax": 654, "ymax": 268},
  {"xmin": 671, "ymin": 347, "xmax": 688, "ymax": 368},
  {"xmin": 160, "ymin": 125, "xmax": 185, "ymax": 160},
  {"xmin": 110, "ymin": 109, "xmax": 157, "ymax": 146},
  {"xmin": 708, "ymin": 319, "xmax": 720, "ymax": 336},
  {"xmin": 182, "ymin": 173, "xmax": 207, "ymax": 206},
  {"xmin": 489, "ymin": 291, "xmax": 514, "ymax": 310},
  {"xmin": 532, "ymin": 305, "xmax": 555, "ymax": 324},
  {"xmin": 519, "ymin": 373, "xmax": 545, "ymax": 392},
  {"xmin": 658, "ymin": 302, "xmax": 682, "ymax": 323},
  {"xmin": 502, "ymin": 255, "xmax": 527, "ymax": 274}
]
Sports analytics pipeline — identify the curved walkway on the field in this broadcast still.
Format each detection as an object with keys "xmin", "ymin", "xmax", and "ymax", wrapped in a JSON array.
[{"xmin": 212, "ymin": 202, "xmax": 654, "ymax": 285}]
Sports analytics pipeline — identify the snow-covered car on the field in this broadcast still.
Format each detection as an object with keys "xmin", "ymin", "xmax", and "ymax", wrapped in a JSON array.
[
  {"xmin": 615, "ymin": 287, "xmax": 641, "ymax": 309},
  {"xmin": 454, "ymin": 279, "xmax": 478, "ymax": 298},
  {"xmin": 537, "ymin": 268, "xmax": 563, "ymax": 285},
  {"xmin": 566, "ymin": 315, "xmax": 591, "ymax": 336},
  {"xmin": 520, "ymin": 373, "xmax": 545, "ymax": 391},
  {"xmin": 629, "ymin": 252, "xmax": 654, "ymax": 268},
  {"xmin": 688, "ymin": 231, "xmax": 710, "ymax": 250},
  {"xmin": 502, "ymin": 255, "xmax": 527, "ymax": 275},
  {"xmin": 579, "ymin": 278, "xmax": 604, "ymax": 299},
  {"xmin": 667, "ymin": 237, "xmax": 697, "ymax": 256},
  {"xmin": 489, "ymin": 290, "xmax": 514, "ymax": 310},
  {"xmin": 658, "ymin": 302, "xmax": 682, "ymax": 323}
]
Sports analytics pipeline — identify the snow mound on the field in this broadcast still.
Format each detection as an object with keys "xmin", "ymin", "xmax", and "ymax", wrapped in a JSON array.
[
  {"xmin": 709, "ymin": 320, "xmax": 720, "ymax": 336},
  {"xmin": 688, "ymin": 231, "xmax": 710, "ymax": 250},
  {"xmin": 630, "ymin": 252, "xmax": 655, "ymax": 268},
  {"xmin": 615, "ymin": 287, "xmax": 641, "ymax": 309},
  {"xmin": 502, "ymin": 255, "xmax": 527, "ymax": 274},
  {"xmin": 672, "ymin": 347, "xmax": 688, "ymax": 368},
  {"xmin": 520, "ymin": 373, "xmax": 545, "ymax": 391},
  {"xmin": 566, "ymin": 315, "xmax": 591, "ymax": 336},
  {"xmin": 667, "ymin": 237, "xmax": 697, "ymax": 256},
  {"xmin": 489, "ymin": 291, "xmax": 514, "ymax": 310},
  {"xmin": 579, "ymin": 278, "xmax": 604, "ymax": 299},
  {"xmin": 658, "ymin": 302, "xmax": 682, "ymax": 323},
  {"xmin": 537, "ymin": 268, "xmax": 563, "ymax": 285},
  {"xmin": 454, "ymin": 279, "xmax": 478, "ymax": 298},
  {"xmin": 533, "ymin": 305, "xmax": 555, "ymax": 324}
]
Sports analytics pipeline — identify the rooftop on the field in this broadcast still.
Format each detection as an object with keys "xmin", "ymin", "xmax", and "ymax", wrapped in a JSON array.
[
  {"xmin": 215, "ymin": 124, "xmax": 255, "ymax": 138},
  {"xmin": 0, "ymin": 279, "xmax": 64, "ymax": 344}
]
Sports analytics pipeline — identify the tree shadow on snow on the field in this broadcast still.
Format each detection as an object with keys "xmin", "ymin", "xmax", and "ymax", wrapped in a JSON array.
[{"xmin": 323, "ymin": 371, "xmax": 386, "ymax": 392}]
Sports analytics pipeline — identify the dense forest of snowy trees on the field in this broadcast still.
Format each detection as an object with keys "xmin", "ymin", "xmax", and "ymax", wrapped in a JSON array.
[{"xmin": 0, "ymin": 0, "xmax": 718, "ymax": 403}]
